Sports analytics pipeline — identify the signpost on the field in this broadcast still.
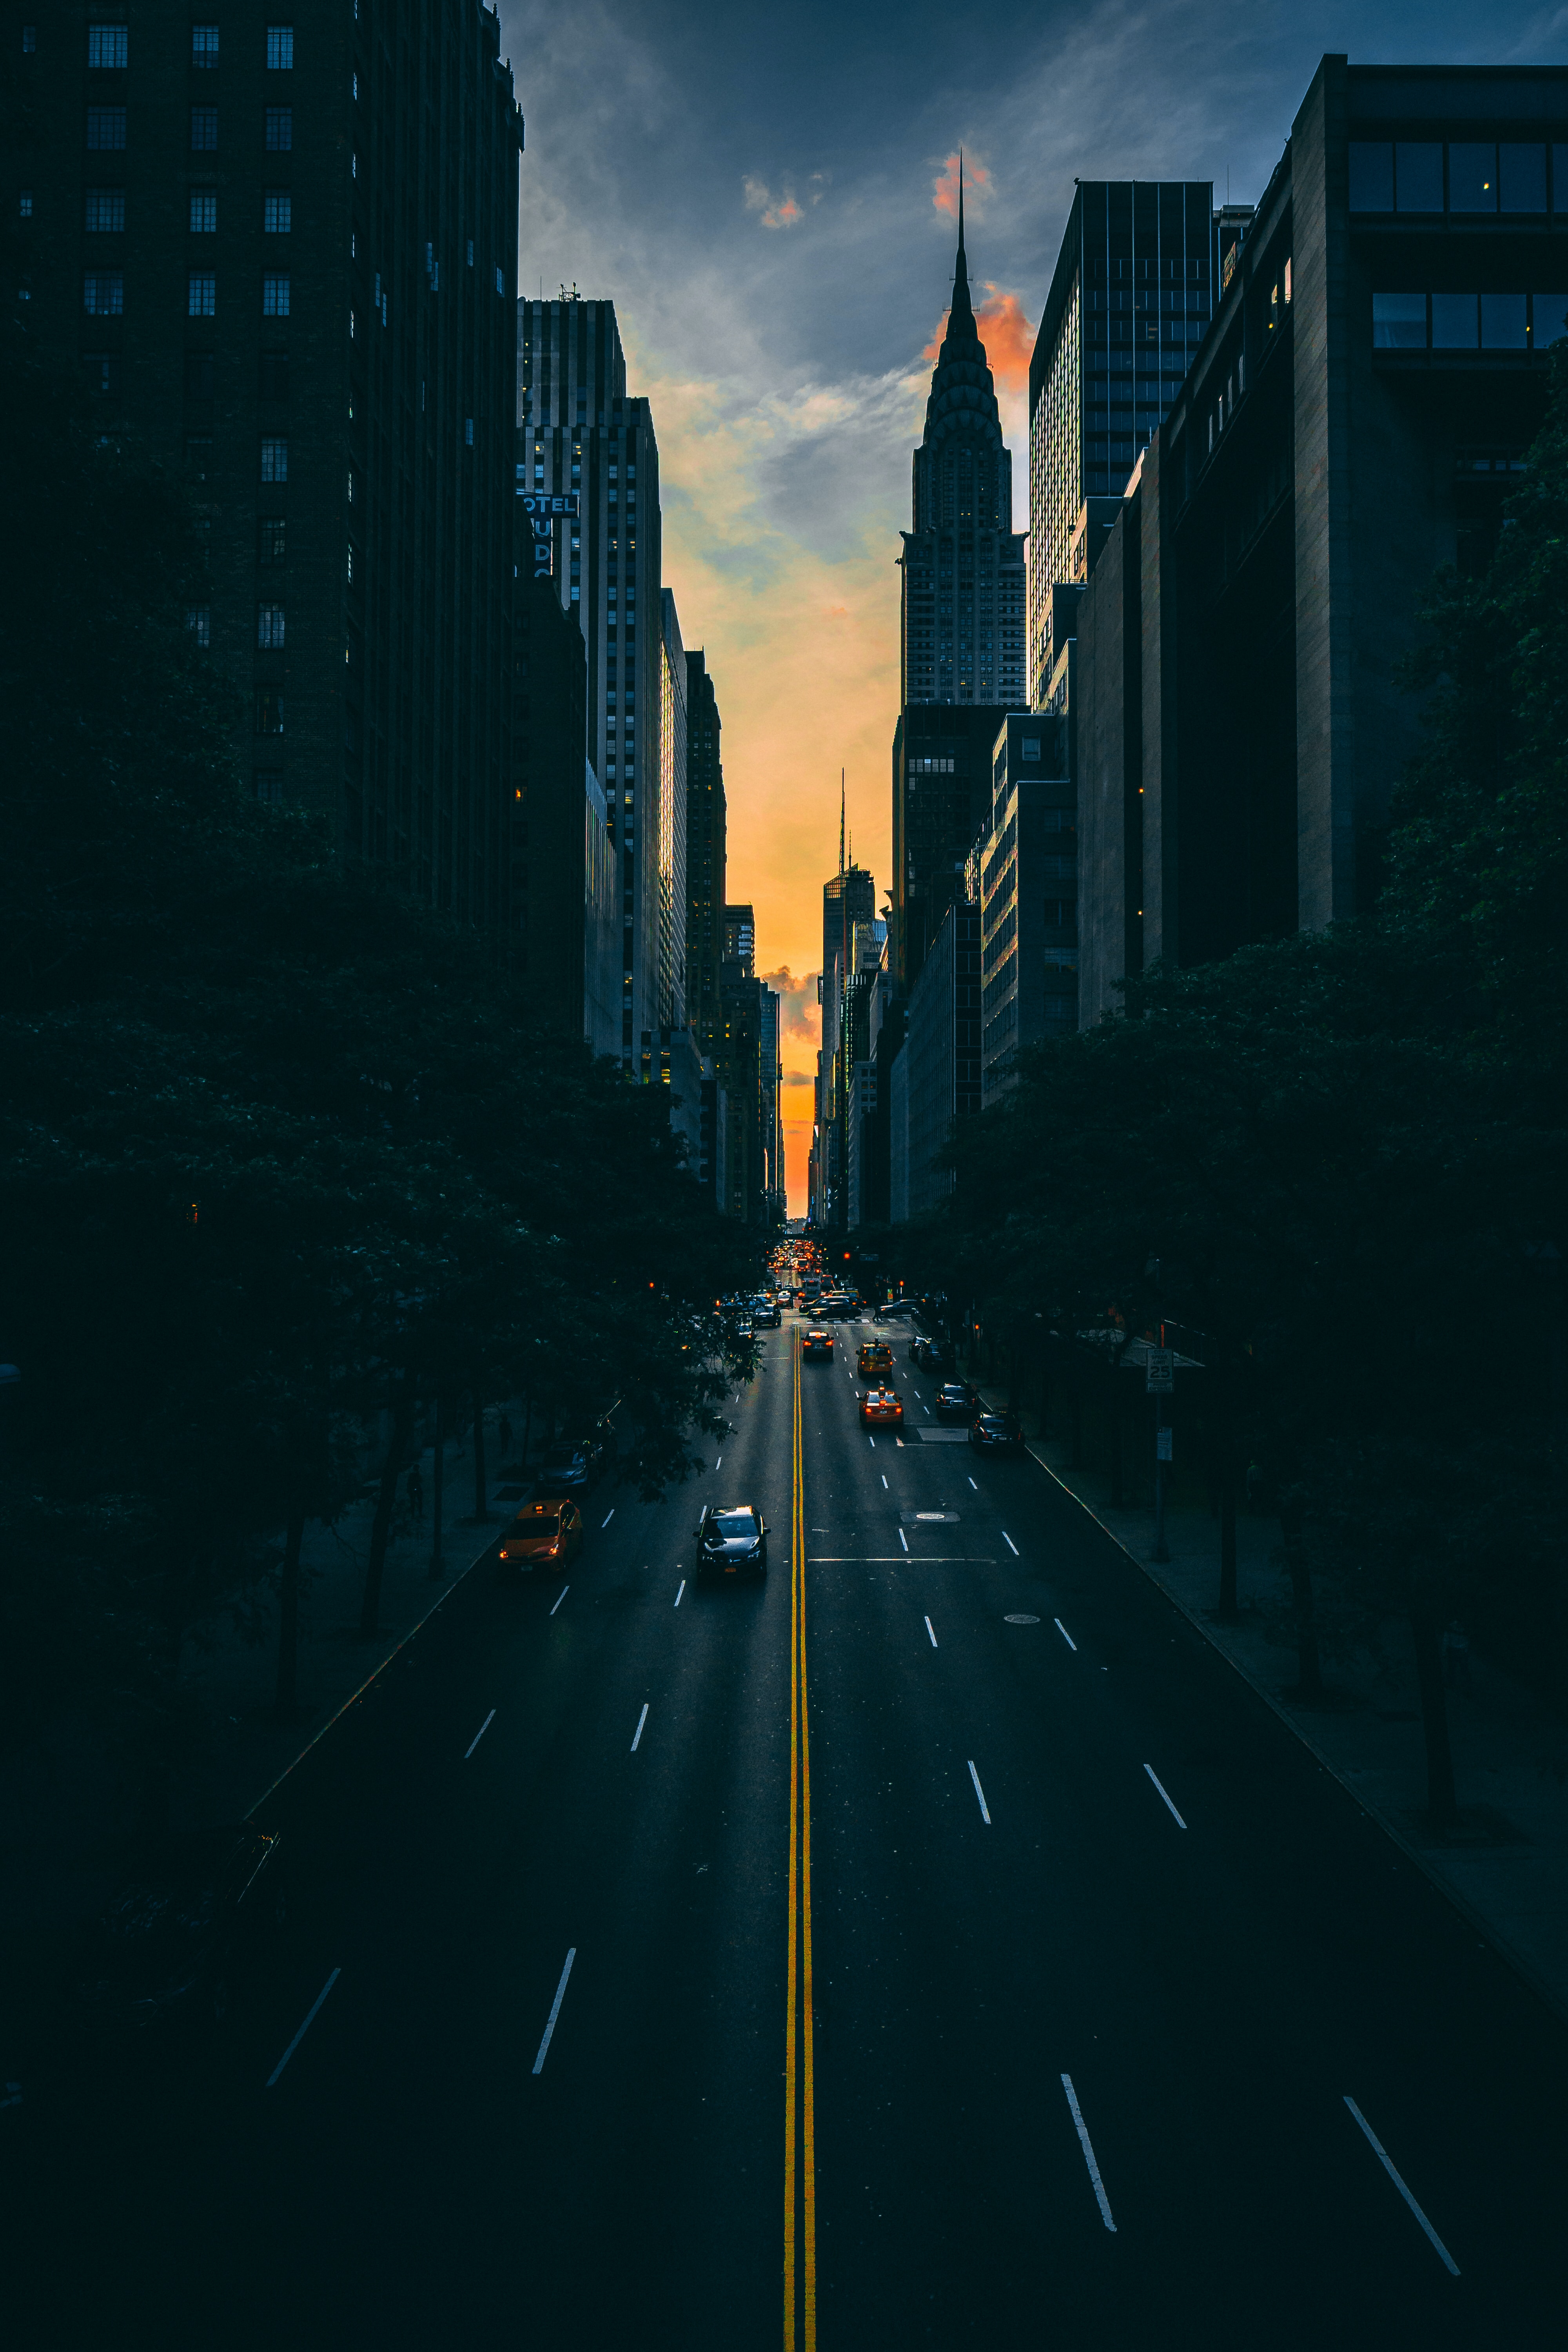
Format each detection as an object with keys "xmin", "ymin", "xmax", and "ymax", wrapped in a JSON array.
[{"xmin": 1145, "ymin": 1347, "xmax": 1174, "ymax": 1394}]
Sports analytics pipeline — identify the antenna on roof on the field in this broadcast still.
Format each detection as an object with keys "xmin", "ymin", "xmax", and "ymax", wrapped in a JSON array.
[{"xmin": 839, "ymin": 769, "xmax": 846, "ymax": 874}]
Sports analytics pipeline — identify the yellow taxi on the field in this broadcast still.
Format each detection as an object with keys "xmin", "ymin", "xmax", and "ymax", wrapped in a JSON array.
[
  {"xmin": 498, "ymin": 1496, "xmax": 584, "ymax": 1573},
  {"xmin": 857, "ymin": 1340, "xmax": 894, "ymax": 1379},
  {"xmin": 858, "ymin": 1386, "xmax": 904, "ymax": 1430}
]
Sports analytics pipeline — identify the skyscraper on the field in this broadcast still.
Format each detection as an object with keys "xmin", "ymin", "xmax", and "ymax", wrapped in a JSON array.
[
  {"xmin": 818, "ymin": 834, "xmax": 876, "ymax": 1227},
  {"xmin": 893, "ymin": 194, "xmax": 1025, "ymax": 1000},
  {"xmin": 684, "ymin": 651, "xmax": 727, "ymax": 1064},
  {"xmin": 1027, "ymin": 181, "xmax": 1216, "ymax": 705},
  {"xmin": 657, "ymin": 588, "xmax": 688, "ymax": 1038},
  {"xmin": 900, "ymin": 188, "xmax": 1029, "ymax": 711},
  {"xmin": 517, "ymin": 297, "xmax": 664, "ymax": 1064},
  {"xmin": 17, "ymin": 5, "xmax": 523, "ymax": 913}
]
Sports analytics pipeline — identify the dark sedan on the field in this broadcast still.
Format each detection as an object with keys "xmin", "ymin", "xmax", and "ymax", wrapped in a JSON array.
[
  {"xmin": 537, "ymin": 1439, "xmax": 600, "ymax": 1493},
  {"xmin": 935, "ymin": 1381, "xmax": 977, "ymax": 1421},
  {"xmin": 970, "ymin": 1410, "xmax": 1025, "ymax": 1454},
  {"xmin": 76, "ymin": 1825, "xmax": 287, "ymax": 2033},
  {"xmin": 695, "ymin": 1503, "xmax": 768, "ymax": 1580},
  {"xmin": 802, "ymin": 1327, "xmax": 834, "ymax": 1359}
]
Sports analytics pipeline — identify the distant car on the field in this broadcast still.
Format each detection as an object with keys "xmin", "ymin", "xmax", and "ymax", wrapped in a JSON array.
[
  {"xmin": 755, "ymin": 1299, "xmax": 781, "ymax": 1328},
  {"xmin": 921, "ymin": 1343, "xmax": 949, "ymax": 1375},
  {"xmin": 696, "ymin": 1502, "xmax": 768, "ymax": 1579},
  {"xmin": 776, "ymin": 1288, "xmax": 793, "ymax": 1307},
  {"xmin": 883, "ymin": 1300, "xmax": 916, "ymax": 1320},
  {"xmin": 910, "ymin": 1335, "xmax": 933, "ymax": 1365},
  {"xmin": 858, "ymin": 1386, "xmax": 904, "ymax": 1429},
  {"xmin": 75, "ymin": 1826, "xmax": 287, "ymax": 2033},
  {"xmin": 802, "ymin": 1327, "xmax": 834, "ymax": 1359},
  {"xmin": 538, "ymin": 1429, "xmax": 604, "ymax": 1491},
  {"xmin": 935, "ymin": 1381, "xmax": 977, "ymax": 1422},
  {"xmin": 970, "ymin": 1410, "xmax": 1025, "ymax": 1454},
  {"xmin": 499, "ymin": 1496, "xmax": 584, "ymax": 1571},
  {"xmin": 857, "ymin": 1341, "xmax": 893, "ymax": 1379}
]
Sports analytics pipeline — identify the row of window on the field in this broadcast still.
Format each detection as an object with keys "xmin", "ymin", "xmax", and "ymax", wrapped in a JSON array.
[
  {"xmin": 83, "ymin": 24, "xmax": 293, "ymax": 70},
  {"xmin": 85, "ymin": 105, "xmax": 295, "ymax": 150},
  {"xmin": 78, "ymin": 189, "xmax": 293, "ymax": 233},
  {"xmin": 187, "ymin": 605, "xmax": 288, "ymax": 649},
  {"xmin": 1350, "ymin": 138, "xmax": 1567, "ymax": 217},
  {"xmin": 84, "ymin": 271, "xmax": 294, "ymax": 316},
  {"xmin": 1372, "ymin": 290, "xmax": 1568, "ymax": 350}
]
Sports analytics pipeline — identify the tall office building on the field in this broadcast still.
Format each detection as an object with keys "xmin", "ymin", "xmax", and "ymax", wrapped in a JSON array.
[
  {"xmin": 517, "ymin": 296, "xmax": 664, "ymax": 1063},
  {"xmin": 1027, "ymin": 182, "xmax": 1216, "ymax": 706},
  {"xmin": 818, "ymin": 853, "xmax": 876, "ymax": 1227},
  {"xmin": 656, "ymin": 588, "xmax": 688, "ymax": 1037},
  {"xmin": 15, "ymin": 5, "xmax": 523, "ymax": 910},
  {"xmin": 684, "ymin": 651, "xmax": 727, "ymax": 1063}
]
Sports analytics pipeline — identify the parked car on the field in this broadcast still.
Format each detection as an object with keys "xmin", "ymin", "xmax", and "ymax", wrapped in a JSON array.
[
  {"xmin": 970, "ymin": 1410, "xmax": 1025, "ymax": 1454},
  {"xmin": 935, "ymin": 1381, "xmax": 977, "ymax": 1422},
  {"xmin": 498, "ymin": 1496, "xmax": 584, "ymax": 1572},
  {"xmin": 858, "ymin": 1386, "xmax": 905, "ymax": 1429},
  {"xmin": 76, "ymin": 1826, "xmax": 287, "ymax": 2034},
  {"xmin": 857, "ymin": 1341, "xmax": 894, "ymax": 1379},
  {"xmin": 802, "ymin": 1327, "xmax": 834, "ymax": 1360},
  {"xmin": 695, "ymin": 1503, "xmax": 768, "ymax": 1580}
]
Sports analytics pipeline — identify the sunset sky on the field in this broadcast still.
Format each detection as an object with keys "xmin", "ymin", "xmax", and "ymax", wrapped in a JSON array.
[{"xmin": 500, "ymin": 0, "xmax": 1556, "ymax": 1212}]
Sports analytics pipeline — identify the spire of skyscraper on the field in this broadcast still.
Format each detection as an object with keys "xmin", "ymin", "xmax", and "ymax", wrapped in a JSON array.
[{"xmin": 839, "ymin": 768, "xmax": 846, "ymax": 875}]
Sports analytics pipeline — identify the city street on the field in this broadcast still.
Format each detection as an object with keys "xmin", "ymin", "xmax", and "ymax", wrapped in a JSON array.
[{"xmin": 9, "ymin": 1312, "xmax": 1567, "ymax": 2349}]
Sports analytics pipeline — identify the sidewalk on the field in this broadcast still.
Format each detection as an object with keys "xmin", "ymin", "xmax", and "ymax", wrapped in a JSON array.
[
  {"xmin": 0, "ymin": 1419, "xmax": 530, "ymax": 2005},
  {"xmin": 971, "ymin": 1373, "xmax": 1568, "ymax": 2023}
]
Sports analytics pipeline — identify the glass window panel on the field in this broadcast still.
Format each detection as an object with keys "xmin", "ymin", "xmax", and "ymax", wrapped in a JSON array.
[
  {"xmin": 1348, "ymin": 142, "xmax": 1394, "ymax": 211},
  {"xmin": 1449, "ymin": 143, "xmax": 1498, "ymax": 212},
  {"xmin": 1480, "ymin": 293, "xmax": 1527, "ymax": 348},
  {"xmin": 1395, "ymin": 143, "xmax": 1443, "ymax": 212},
  {"xmin": 1555, "ymin": 147, "xmax": 1568, "ymax": 212},
  {"xmin": 1500, "ymin": 143, "xmax": 1547, "ymax": 214},
  {"xmin": 1372, "ymin": 292, "xmax": 1427, "ymax": 349},
  {"xmin": 1531, "ymin": 294, "xmax": 1568, "ymax": 345},
  {"xmin": 1430, "ymin": 292, "xmax": 1479, "ymax": 348}
]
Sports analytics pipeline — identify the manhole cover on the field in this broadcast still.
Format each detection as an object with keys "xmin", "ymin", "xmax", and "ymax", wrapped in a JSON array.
[{"xmin": 1004, "ymin": 1613, "xmax": 1040, "ymax": 1625}]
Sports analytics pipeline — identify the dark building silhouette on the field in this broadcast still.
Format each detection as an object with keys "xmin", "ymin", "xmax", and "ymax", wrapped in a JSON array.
[
  {"xmin": 684, "ymin": 651, "xmax": 726, "ymax": 1064},
  {"xmin": 891, "ymin": 703, "xmax": 1007, "ymax": 996},
  {"xmin": 889, "ymin": 902, "xmax": 982, "ymax": 1219},
  {"xmin": 510, "ymin": 575, "xmax": 618, "ymax": 1051},
  {"xmin": 815, "ymin": 848, "xmax": 876, "ymax": 1225},
  {"xmin": 1074, "ymin": 56, "xmax": 1568, "ymax": 1023},
  {"xmin": 16, "ymin": 4, "xmax": 523, "ymax": 914}
]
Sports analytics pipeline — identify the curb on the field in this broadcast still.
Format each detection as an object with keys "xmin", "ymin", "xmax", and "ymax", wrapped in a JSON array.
[
  {"xmin": 245, "ymin": 1519, "xmax": 503, "ymax": 1822},
  {"xmin": 1016, "ymin": 1430, "xmax": 1568, "ymax": 2031}
]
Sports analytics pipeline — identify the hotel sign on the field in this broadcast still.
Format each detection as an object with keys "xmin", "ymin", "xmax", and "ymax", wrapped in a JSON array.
[{"xmin": 518, "ymin": 488, "xmax": 579, "ymax": 579}]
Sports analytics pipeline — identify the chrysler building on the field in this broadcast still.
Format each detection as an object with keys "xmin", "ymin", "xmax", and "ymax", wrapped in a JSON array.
[{"xmin": 900, "ymin": 188, "xmax": 1028, "ymax": 709}]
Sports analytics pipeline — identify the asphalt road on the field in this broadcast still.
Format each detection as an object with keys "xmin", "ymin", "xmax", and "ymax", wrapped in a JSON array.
[{"xmin": 9, "ymin": 1313, "xmax": 1568, "ymax": 2348}]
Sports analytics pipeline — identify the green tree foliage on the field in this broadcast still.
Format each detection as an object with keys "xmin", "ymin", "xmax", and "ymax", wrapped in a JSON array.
[
  {"xmin": 0, "ymin": 330, "xmax": 759, "ymax": 1776},
  {"xmin": 943, "ymin": 366, "xmax": 1568, "ymax": 1819}
]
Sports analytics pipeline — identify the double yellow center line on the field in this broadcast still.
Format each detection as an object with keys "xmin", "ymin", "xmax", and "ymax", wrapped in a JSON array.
[{"xmin": 784, "ymin": 1330, "xmax": 817, "ymax": 2348}]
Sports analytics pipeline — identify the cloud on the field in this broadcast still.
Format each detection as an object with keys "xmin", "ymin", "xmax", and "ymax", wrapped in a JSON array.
[
  {"xmin": 760, "ymin": 966, "xmax": 821, "ymax": 1051},
  {"xmin": 933, "ymin": 151, "xmax": 991, "ymax": 220},
  {"xmin": 744, "ymin": 175, "xmax": 805, "ymax": 230}
]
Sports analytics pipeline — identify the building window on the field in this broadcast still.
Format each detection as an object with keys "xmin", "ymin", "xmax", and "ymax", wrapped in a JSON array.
[
  {"xmin": 262, "ymin": 274, "xmax": 290, "ymax": 316},
  {"xmin": 188, "ymin": 271, "xmax": 216, "ymax": 317},
  {"xmin": 465, "ymin": 417, "xmax": 474, "ymax": 445},
  {"xmin": 266, "ymin": 25, "xmax": 294, "ymax": 70},
  {"xmin": 258, "ymin": 514, "xmax": 286, "ymax": 564},
  {"xmin": 1532, "ymin": 293, "xmax": 1568, "ymax": 346},
  {"xmin": 495, "ymin": 265, "xmax": 505, "ymax": 295},
  {"xmin": 189, "ymin": 191, "xmax": 217, "ymax": 233},
  {"xmin": 19, "ymin": 189, "xmax": 33, "ymax": 217},
  {"xmin": 256, "ymin": 770, "xmax": 283, "ymax": 805},
  {"xmin": 85, "ymin": 189, "xmax": 124, "ymax": 231},
  {"xmin": 186, "ymin": 606, "xmax": 211, "ymax": 647},
  {"xmin": 87, "ymin": 106, "xmax": 127, "ymax": 150},
  {"xmin": 1394, "ymin": 142, "xmax": 1443, "ymax": 213},
  {"xmin": 265, "ymin": 107, "xmax": 292, "ymax": 151},
  {"xmin": 1501, "ymin": 142, "xmax": 1548, "ymax": 214},
  {"xmin": 1347, "ymin": 141, "xmax": 1393, "ymax": 212},
  {"xmin": 1481, "ymin": 292, "xmax": 1528, "ymax": 350},
  {"xmin": 466, "ymin": 238, "xmax": 474, "ymax": 266},
  {"xmin": 1449, "ymin": 143, "xmax": 1497, "ymax": 214},
  {"xmin": 192, "ymin": 24, "xmax": 219, "ymax": 66},
  {"xmin": 1373, "ymin": 292, "xmax": 1427, "ymax": 350},
  {"xmin": 82, "ymin": 271, "xmax": 124, "ymax": 316},
  {"xmin": 22, "ymin": 25, "xmax": 36, "ymax": 51},
  {"xmin": 190, "ymin": 105, "xmax": 218, "ymax": 151},
  {"xmin": 255, "ymin": 688, "xmax": 283, "ymax": 734},
  {"xmin": 260, "ymin": 436, "xmax": 288, "ymax": 481},
  {"xmin": 263, "ymin": 191, "xmax": 291, "ymax": 233},
  {"xmin": 1431, "ymin": 292, "xmax": 1479, "ymax": 350},
  {"xmin": 87, "ymin": 24, "xmax": 129, "ymax": 69},
  {"xmin": 257, "ymin": 604, "xmax": 285, "ymax": 649}
]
